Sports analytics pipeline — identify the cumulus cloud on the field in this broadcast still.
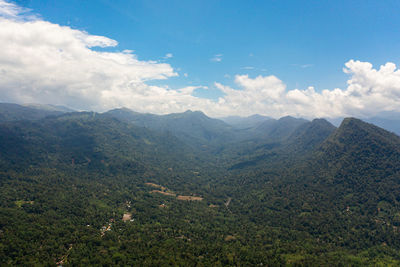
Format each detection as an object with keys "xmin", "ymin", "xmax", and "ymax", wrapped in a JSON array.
[
  {"xmin": 0, "ymin": 16, "xmax": 177, "ymax": 110},
  {"xmin": 0, "ymin": 0, "xmax": 210, "ymax": 114},
  {"xmin": 214, "ymin": 75, "xmax": 288, "ymax": 117},
  {"xmin": 0, "ymin": 1, "xmax": 237, "ymax": 116},
  {"xmin": 213, "ymin": 60, "xmax": 400, "ymax": 118},
  {"xmin": 1, "ymin": 0, "xmax": 400, "ymax": 119}
]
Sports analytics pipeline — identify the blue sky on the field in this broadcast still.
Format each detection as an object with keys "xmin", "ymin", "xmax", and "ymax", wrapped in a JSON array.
[
  {"xmin": 1, "ymin": 0, "xmax": 400, "ymax": 117},
  {"xmin": 17, "ymin": 0, "xmax": 400, "ymax": 95}
]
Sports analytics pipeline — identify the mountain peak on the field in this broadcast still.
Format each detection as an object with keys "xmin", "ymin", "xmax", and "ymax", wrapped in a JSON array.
[
  {"xmin": 286, "ymin": 118, "xmax": 336, "ymax": 151},
  {"xmin": 278, "ymin": 115, "xmax": 295, "ymax": 121},
  {"xmin": 311, "ymin": 118, "xmax": 335, "ymax": 127},
  {"xmin": 109, "ymin": 107, "xmax": 139, "ymax": 114},
  {"xmin": 278, "ymin": 115, "xmax": 308, "ymax": 123},
  {"xmin": 335, "ymin": 117, "xmax": 397, "ymax": 141},
  {"xmin": 183, "ymin": 110, "xmax": 206, "ymax": 116},
  {"xmin": 168, "ymin": 110, "xmax": 209, "ymax": 120},
  {"xmin": 340, "ymin": 117, "xmax": 363, "ymax": 127},
  {"xmin": 319, "ymin": 117, "xmax": 400, "ymax": 159}
]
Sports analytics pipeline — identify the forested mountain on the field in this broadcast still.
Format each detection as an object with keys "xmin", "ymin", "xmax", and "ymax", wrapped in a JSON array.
[
  {"xmin": 0, "ymin": 103, "xmax": 67, "ymax": 122},
  {"xmin": 327, "ymin": 115, "xmax": 400, "ymax": 136},
  {"xmin": 105, "ymin": 108, "xmax": 236, "ymax": 149},
  {"xmin": 314, "ymin": 117, "xmax": 400, "ymax": 208},
  {"xmin": 254, "ymin": 115, "xmax": 309, "ymax": 141},
  {"xmin": 285, "ymin": 118, "xmax": 337, "ymax": 152},
  {"xmin": 24, "ymin": 103, "xmax": 75, "ymax": 113},
  {"xmin": 0, "ymin": 112, "xmax": 197, "ymax": 170},
  {"xmin": 1, "ymin": 104, "xmax": 400, "ymax": 265},
  {"xmin": 364, "ymin": 116, "xmax": 400, "ymax": 136},
  {"xmin": 220, "ymin": 118, "xmax": 400, "ymax": 265},
  {"xmin": 219, "ymin": 114, "xmax": 272, "ymax": 129}
]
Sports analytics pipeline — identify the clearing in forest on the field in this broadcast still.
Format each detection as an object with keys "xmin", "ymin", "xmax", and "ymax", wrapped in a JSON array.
[
  {"xmin": 122, "ymin": 213, "xmax": 132, "ymax": 222},
  {"xmin": 176, "ymin": 195, "xmax": 203, "ymax": 201},
  {"xmin": 145, "ymin": 182, "xmax": 167, "ymax": 191},
  {"xmin": 145, "ymin": 183, "xmax": 203, "ymax": 201}
]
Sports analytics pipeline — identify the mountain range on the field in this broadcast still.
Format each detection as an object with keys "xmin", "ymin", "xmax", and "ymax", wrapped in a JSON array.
[{"xmin": 1, "ymin": 102, "xmax": 400, "ymax": 265}]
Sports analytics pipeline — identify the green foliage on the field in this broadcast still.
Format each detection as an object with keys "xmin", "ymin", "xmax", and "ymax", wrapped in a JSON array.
[{"xmin": 1, "ymin": 106, "xmax": 400, "ymax": 265}]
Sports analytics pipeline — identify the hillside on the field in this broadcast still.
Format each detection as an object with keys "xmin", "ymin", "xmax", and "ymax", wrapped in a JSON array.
[
  {"xmin": 219, "ymin": 114, "xmax": 272, "ymax": 129},
  {"xmin": 1, "ymin": 109, "xmax": 400, "ymax": 265},
  {"xmin": 220, "ymin": 118, "xmax": 400, "ymax": 265},
  {"xmin": 313, "ymin": 118, "xmax": 400, "ymax": 214},
  {"xmin": 0, "ymin": 103, "xmax": 66, "ymax": 122},
  {"xmin": 256, "ymin": 116, "xmax": 308, "ymax": 141},
  {"xmin": 105, "ymin": 108, "xmax": 236, "ymax": 149},
  {"xmin": 285, "ymin": 118, "xmax": 337, "ymax": 152}
]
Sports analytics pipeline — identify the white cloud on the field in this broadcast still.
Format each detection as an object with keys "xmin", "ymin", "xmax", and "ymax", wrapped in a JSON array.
[
  {"xmin": 0, "ymin": 0, "xmax": 209, "ymax": 114},
  {"xmin": 164, "ymin": 53, "xmax": 173, "ymax": 59},
  {"xmin": 213, "ymin": 60, "xmax": 400, "ymax": 118},
  {"xmin": 0, "ymin": 0, "xmax": 34, "ymax": 19},
  {"xmin": 213, "ymin": 75, "xmax": 288, "ymax": 117},
  {"xmin": 0, "ymin": 16, "xmax": 177, "ymax": 110},
  {"xmin": 210, "ymin": 54, "xmax": 222, "ymax": 62},
  {"xmin": 1, "ymin": 1, "xmax": 400, "ymax": 119}
]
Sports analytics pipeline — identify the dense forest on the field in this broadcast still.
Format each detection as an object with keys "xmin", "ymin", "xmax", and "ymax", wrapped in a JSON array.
[{"xmin": 1, "ymin": 103, "xmax": 400, "ymax": 266}]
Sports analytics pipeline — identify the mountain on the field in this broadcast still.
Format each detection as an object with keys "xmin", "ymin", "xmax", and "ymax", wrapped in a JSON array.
[
  {"xmin": 0, "ymin": 112, "xmax": 201, "ymax": 176},
  {"xmin": 24, "ymin": 103, "xmax": 75, "ymax": 113},
  {"xmin": 105, "ymin": 108, "xmax": 235, "ymax": 148},
  {"xmin": 0, "ymin": 103, "xmax": 67, "ymax": 122},
  {"xmin": 219, "ymin": 114, "xmax": 272, "ymax": 129},
  {"xmin": 255, "ymin": 115, "xmax": 309, "ymax": 141},
  {"xmin": 296, "ymin": 118, "xmax": 400, "ymax": 238},
  {"xmin": 2, "ymin": 107, "xmax": 400, "ymax": 265},
  {"xmin": 316, "ymin": 118, "xmax": 400, "ymax": 188},
  {"xmin": 106, "ymin": 109, "xmax": 311, "ymax": 149},
  {"xmin": 364, "ymin": 116, "xmax": 400, "ymax": 136},
  {"xmin": 225, "ymin": 118, "xmax": 331, "ymax": 170},
  {"xmin": 285, "ymin": 118, "xmax": 336, "ymax": 152},
  {"xmin": 302, "ymin": 118, "xmax": 400, "ymax": 239},
  {"xmin": 327, "ymin": 115, "xmax": 400, "ymax": 136},
  {"xmin": 224, "ymin": 118, "xmax": 400, "ymax": 262}
]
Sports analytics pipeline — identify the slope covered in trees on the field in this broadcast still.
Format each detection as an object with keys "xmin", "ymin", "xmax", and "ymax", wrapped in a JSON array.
[{"xmin": 1, "ymin": 103, "xmax": 400, "ymax": 265}]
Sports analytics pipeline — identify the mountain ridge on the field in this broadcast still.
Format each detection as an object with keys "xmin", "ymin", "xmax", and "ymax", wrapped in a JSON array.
[{"xmin": 2, "ymin": 104, "xmax": 400, "ymax": 265}]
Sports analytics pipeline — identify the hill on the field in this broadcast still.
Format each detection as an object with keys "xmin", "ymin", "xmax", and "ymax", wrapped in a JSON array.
[
  {"xmin": 105, "ymin": 108, "xmax": 236, "ymax": 149},
  {"xmin": 255, "ymin": 116, "xmax": 309, "ymax": 141},
  {"xmin": 225, "ymin": 117, "xmax": 328, "ymax": 170},
  {"xmin": 0, "ymin": 103, "xmax": 67, "ymax": 122},
  {"xmin": 2, "ymin": 110, "xmax": 400, "ymax": 265},
  {"xmin": 219, "ymin": 114, "xmax": 272, "ymax": 129},
  {"xmin": 285, "ymin": 118, "xmax": 337, "ymax": 152},
  {"xmin": 226, "ymin": 118, "xmax": 400, "ymax": 263}
]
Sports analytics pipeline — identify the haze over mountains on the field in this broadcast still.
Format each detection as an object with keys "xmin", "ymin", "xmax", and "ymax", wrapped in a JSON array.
[{"xmin": 2, "ymin": 102, "xmax": 400, "ymax": 265}]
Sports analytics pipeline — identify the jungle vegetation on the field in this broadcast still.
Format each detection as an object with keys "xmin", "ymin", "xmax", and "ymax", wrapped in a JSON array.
[{"xmin": 1, "ymin": 103, "xmax": 400, "ymax": 266}]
